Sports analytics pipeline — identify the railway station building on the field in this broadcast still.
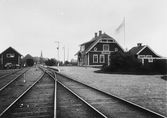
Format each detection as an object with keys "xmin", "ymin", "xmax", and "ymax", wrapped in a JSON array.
[
  {"xmin": 75, "ymin": 30, "xmax": 124, "ymax": 66},
  {"xmin": 0, "ymin": 46, "xmax": 22, "ymax": 69}
]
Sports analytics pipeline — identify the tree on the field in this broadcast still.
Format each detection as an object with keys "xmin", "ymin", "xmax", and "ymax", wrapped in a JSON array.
[{"xmin": 45, "ymin": 58, "xmax": 57, "ymax": 66}]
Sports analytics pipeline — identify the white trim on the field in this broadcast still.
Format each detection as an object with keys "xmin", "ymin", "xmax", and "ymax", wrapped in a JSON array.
[
  {"xmin": 100, "ymin": 54, "xmax": 105, "ymax": 63},
  {"xmin": 108, "ymin": 55, "xmax": 110, "ymax": 66},
  {"xmin": 115, "ymin": 48, "xmax": 118, "ymax": 52},
  {"xmin": 113, "ymin": 39, "xmax": 124, "ymax": 52},
  {"xmin": 103, "ymin": 44, "xmax": 109, "ymax": 51},
  {"xmin": 137, "ymin": 45, "xmax": 147, "ymax": 55},
  {"xmin": 6, "ymin": 53, "xmax": 15, "ymax": 58},
  {"xmin": 93, "ymin": 54, "xmax": 98, "ymax": 63},
  {"xmin": 138, "ymin": 55, "xmax": 145, "ymax": 58},
  {"xmin": 88, "ymin": 53, "xmax": 89, "ymax": 65},
  {"xmin": 146, "ymin": 55, "xmax": 152, "ymax": 58},
  {"xmin": 148, "ymin": 58, "xmax": 153, "ymax": 62},
  {"xmin": 0, "ymin": 46, "xmax": 22, "ymax": 56},
  {"xmin": 146, "ymin": 45, "xmax": 162, "ymax": 57},
  {"xmin": 137, "ymin": 45, "xmax": 162, "ymax": 58},
  {"xmin": 94, "ymin": 47, "xmax": 97, "ymax": 51},
  {"xmin": 85, "ymin": 34, "xmax": 124, "ymax": 54},
  {"xmin": 80, "ymin": 45, "xmax": 85, "ymax": 52},
  {"xmin": 85, "ymin": 39, "xmax": 99, "ymax": 53}
]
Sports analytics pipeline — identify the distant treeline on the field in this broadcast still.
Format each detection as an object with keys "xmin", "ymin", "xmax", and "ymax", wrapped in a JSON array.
[
  {"xmin": 102, "ymin": 51, "xmax": 167, "ymax": 74},
  {"xmin": 45, "ymin": 59, "xmax": 77, "ymax": 66}
]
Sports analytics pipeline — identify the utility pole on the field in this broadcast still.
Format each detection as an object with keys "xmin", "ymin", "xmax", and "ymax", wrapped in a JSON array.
[
  {"xmin": 55, "ymin": 41, "xmax": 59, "ymax": 66},
  {"xmin": 67, "ymin": 48, "xmax": 69, "ymax": 62},
  {"xmin": 63, "ymin": 46, "xmax": 65, "ymax": 64}
]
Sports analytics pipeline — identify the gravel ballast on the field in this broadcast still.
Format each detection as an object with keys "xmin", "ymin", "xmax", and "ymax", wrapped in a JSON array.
[{"xmin": 52, "ymin": 66, "xmax": 167, "ymax": 116}]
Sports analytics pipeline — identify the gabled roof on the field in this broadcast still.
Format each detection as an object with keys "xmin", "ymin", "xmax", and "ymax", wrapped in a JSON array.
[
  {"xmin": 0, "ymin": 46, "xmax": 22, "ymax": 56},
  {"xmin": 129, "ymin": 45, "xmax": 146, "ymax": 55},
  {"xmin": 129, "ymin": 44, "xmax": 162, "ymax": 57},
  {"xmin": 81, "ymin": 33, "xmax": 124, "ymax": 54}
]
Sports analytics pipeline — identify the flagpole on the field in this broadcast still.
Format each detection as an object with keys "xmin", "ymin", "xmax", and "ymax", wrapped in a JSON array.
[{"xmin": 124, "ymin": 17, "xmax": 125, "ymax": 51}]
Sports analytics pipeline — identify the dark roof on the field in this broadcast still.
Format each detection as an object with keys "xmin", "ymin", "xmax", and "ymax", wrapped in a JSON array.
[
  {"xmin": 75, "ymin": 32, "xmax": 124, "ymax": 56},
  {"xmin": 0, "ymin": 46, "xmax": 22, "ymax": 56},
  {"xmin": 80, "ymin": 33, "xmax": 112, "ymax": 46},
  {"xmin": 129, "ymin": 45, "xmax": 145, "ymax": 54},
  {"xmin": 129, "ymin": 45, "xmax": 162, "ymax": 58},
  {"xmin": 83, "ymin": 33, "xmax": 119, "ymax": 54}
]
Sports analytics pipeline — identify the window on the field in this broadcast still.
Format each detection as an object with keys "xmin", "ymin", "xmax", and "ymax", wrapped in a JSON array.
[
  {"xmin": 94, "ymin": 47, "xmax": 97, "ymax": 51},
  {"xmin": 148, "ymin": 58, "xmax": 153, "ymax": 62},
  {"xmin": 115, "ymin": 48, "xmax": 118, "ymax": 52},
  {"xmin": 93, "ymin": 54, "xmax": 98, "ymax": 63},
  {"xmin": 6, "ymin": 53, "xmax": 15, "ymax": 58},
  {"xmin": 138, "ymin": 55, "xmax": 145, "ymax": 58},
  {"xmin": 108, "ymin": 40, "xmax": 113, "ymax": 42},
  {"xmin": 103, "ymin": 44, "xmax": 109, "ymax": 51},
  {"xmin": 80, "ymin": 45, "xmax": 85, "ymax": 51},
  {"xmin": 100, "ymin": 55, "xmax": 105, "ymax": 63},
  {"xmin": 146, "ymin": 55, "xmax": 152, "ymax": 58}
]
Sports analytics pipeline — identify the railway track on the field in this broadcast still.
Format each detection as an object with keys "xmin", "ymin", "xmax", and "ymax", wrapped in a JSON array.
[
  {"xmin": 0, "ymin": 65, "xmax": 109, "ymax": 118},
  {"xmin": 2, "ymin": 65, "xmax": 165, "ymax": 118},
  {"xmin": 57, "ymin": 82, "xmax": 105, "ymax": 118},
  {"xmin": 52, "ymin": 69, "xmax": 166, "ymax": 118},
  {"xmin": 0, "ymin": 69, "xmax": 21, "ymax": 79},
  {"xmin": 0, "ymin": 67, "xmax": 43, "ymax": 117},
  {"xmin": 0, "ymin": 67, "xmax": 30, "ymax": 91},
  {"xmin": 2, "ymin": 72, "xmax": 54, "ymax": 118},
  {"xmin": 40, "ymin": 66, "xmax": 108, "ymax": 118}
]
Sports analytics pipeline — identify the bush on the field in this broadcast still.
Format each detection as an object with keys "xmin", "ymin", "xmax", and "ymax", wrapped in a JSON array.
[
  {"xmin": 109, "ymin": 51, "xmax": 141, "ymax": 72},
  {"xmin": 45, "ymin": 58, "xmax": 57, "ymax": 66},
  {"xmin": 147, "ymin": 59, "xmax": 167, "ymax": 74},
  {"xmin": 101, "ymin": 51, "xmax": 167, "ymax": 74}
]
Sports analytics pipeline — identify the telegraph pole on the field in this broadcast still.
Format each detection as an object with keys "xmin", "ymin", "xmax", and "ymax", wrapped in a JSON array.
[
  {"xmin": 63, "ymin": 46, "xmax": 65, "ymax": 64},
  {"xmin": 55, "ymin": 41, "xmax": 59, "ymax": 66}
]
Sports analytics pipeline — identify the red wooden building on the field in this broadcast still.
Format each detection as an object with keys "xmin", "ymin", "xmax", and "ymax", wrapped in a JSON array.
[
  {"xmin": 129, "ymin": 43, "xmax": 163, "ymax": 64},
  {"xmin": 76, "ymin": 31, "xmax": 124, "ymax": 66},
  {"xmin": 0, "ymin": 47, "xmax": 22, "ymax": 68}
]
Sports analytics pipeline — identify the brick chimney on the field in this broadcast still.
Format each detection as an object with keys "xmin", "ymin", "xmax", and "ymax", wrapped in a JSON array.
[
  {"xmin": 99, "ymin": 30, "xmax": 102, "ymax": 36},
  {"xmin": 95, "ymin": 32, "xmax": 97, "ymax": 38},
  {"xmin": 137, "ymin": 43, "xmax": 142, "ymax": 47}
]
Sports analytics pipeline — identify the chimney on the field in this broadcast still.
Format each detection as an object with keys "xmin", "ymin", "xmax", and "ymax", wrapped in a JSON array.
[
  {"xmin": 99, "ymin": 30, "xmax": 102, "ymax": 36},
  {"xmin": 95, "ymin": 32, "xmax": 97, "ymax": 38},
  {"xmin": 137, "ymin": 43, "xmax": 142, "ymax": 47}
]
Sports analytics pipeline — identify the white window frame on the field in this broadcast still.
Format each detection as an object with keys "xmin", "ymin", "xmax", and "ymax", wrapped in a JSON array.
[
  {"xmin": 80, "ymin": 45, "xmax": 85, "ymax": 52},
  {"xmin": 108, "ymin": 55, "xmax": 111, "ymax": 65},
  {"xmin": 93, "ymin": 54, "xmax": 98, "ymax": 63},
  {"xmin": 138, "ymin": 55, "xmax": 145, "ymax": 58},
  {"xmin": 6, "ymin": 53, "xmax": 15, "ymax": 58},
  {"xmin": 103, "ymin": 44, "xmax": 109, "ymax": 51},
  {"xmin": 100, "ymin": 55, "xmax": 105, "ymax": 63},
  {"xmin": 115, "ymin": 48, "xmax": 118, "ymax": 52},
  {"xmin": 94, "ymin": 47, "xmax": 97, "ymax": 51},
  {"xmin": 146, "ymin": 55, "xmax": 152, "ymax": 58},
  {"xmin": 148, "ymin": 58, "xmax": 153, "ymax": 62}
]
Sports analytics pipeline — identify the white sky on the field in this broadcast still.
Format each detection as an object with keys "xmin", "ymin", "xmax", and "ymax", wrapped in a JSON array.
[{"xmin": 0, "ymin": 0, "xmax": 167, "ymax": 61}]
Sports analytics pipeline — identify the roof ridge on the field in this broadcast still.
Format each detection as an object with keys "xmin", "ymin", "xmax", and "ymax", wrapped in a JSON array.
[{"xmin": 0, "ymin": 46, "xmax": 22, "ymax": 56}]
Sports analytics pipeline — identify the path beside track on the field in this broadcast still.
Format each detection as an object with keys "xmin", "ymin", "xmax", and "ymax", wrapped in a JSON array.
[
  {"xmin": 50, "ymin": 66, "xmax": 167, "ymax": 116},
  {"xmin": 0, "ymin": 67, "xmax": 43, "ymax": 115}
]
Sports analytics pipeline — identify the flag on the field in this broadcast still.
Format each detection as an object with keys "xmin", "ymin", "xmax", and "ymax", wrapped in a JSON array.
[{"xmin": 115, "ymin": 19, "xmax": 125, "ymax": 35}]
